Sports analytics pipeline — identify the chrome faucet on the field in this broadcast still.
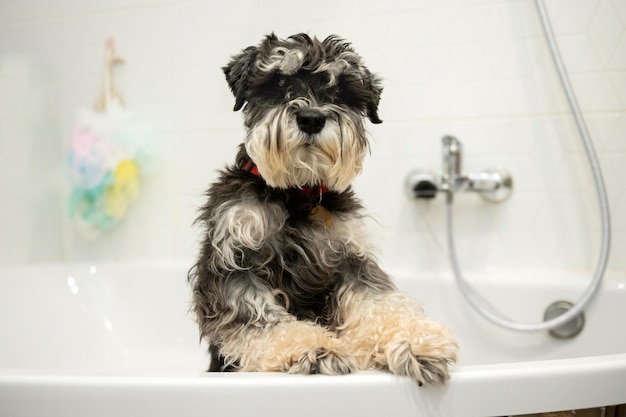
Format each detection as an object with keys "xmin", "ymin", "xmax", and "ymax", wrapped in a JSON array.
[{"xmin": 406, "ymin": 135, "xmax": 513, "ymax": 203}]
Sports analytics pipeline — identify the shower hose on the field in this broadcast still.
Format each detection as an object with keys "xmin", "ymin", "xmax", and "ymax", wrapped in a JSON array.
[{"xmin": 447, "ymin": 0, "xmax": 612, "ymax": 332}]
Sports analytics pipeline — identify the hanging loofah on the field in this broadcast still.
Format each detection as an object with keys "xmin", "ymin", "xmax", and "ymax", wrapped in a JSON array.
[{"xmin": 67, "ymin": 38, "xmax": 155, "ymax": 238}]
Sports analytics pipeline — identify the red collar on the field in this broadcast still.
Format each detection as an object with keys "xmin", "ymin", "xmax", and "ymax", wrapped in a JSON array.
[
  {"xmin": 241, "ymin": 159, "xmax": 261, "ymax": 176},
  {"xmin": 241, "ymin": 159, "xmax": 329, "ymax": 197}
]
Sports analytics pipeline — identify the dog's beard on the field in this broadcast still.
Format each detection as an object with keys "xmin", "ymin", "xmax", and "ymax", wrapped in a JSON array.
[{"xmin": 245, "ymin": 100, "xmax": 368, "ymax": 192}]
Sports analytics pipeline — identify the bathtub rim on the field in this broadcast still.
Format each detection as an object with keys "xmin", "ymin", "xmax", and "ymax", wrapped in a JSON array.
[{"xmin": 1, "ymin": 352, "xmax": 625, "ymax": 417}]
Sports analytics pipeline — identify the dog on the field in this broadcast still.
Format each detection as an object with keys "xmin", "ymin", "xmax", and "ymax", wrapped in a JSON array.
[{"xmin": 188, "ymin": 33, "xmax": 457, "ymax": 385}]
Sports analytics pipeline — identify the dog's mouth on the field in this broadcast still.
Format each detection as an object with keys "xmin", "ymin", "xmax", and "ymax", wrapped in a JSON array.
[{"xmin": 245, "ymin": 101, "xmax": 366, "ymax": 192}]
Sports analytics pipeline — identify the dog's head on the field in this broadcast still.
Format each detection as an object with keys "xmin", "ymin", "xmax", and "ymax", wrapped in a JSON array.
[{"xmin": 223, "ymin": 33, "xmax": 383, "ymax": 192}]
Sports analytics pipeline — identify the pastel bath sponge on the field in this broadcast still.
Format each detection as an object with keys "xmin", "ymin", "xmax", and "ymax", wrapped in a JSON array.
[{"xmin": 67, "ymin": 39, "xmax": 155, "ymax": 238}]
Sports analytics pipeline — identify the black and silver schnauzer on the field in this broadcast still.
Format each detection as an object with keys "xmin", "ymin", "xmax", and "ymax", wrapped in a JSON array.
[{"xmin": 189, "ymin": 33, "xmax": 457, "ymax": 385}]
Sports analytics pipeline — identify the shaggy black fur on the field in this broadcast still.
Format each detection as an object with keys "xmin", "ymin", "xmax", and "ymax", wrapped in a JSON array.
[
  {"xmin": 188, "ymin": 33, "xmax": 393, "ymax": 373},
  {"xmin": 189, "ymin": 146, "xmax": 394, "ymax": 371}
]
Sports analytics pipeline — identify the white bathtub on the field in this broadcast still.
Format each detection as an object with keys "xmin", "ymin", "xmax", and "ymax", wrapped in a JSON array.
[{"xmin": 0, "ymin": 262, "xmax": 624, "ymax": 417}]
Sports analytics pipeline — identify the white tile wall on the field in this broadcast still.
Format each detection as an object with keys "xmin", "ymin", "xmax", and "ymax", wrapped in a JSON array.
[{"xmin": 0, "ymin": 0, "xmax": 624, "ymax": 277}]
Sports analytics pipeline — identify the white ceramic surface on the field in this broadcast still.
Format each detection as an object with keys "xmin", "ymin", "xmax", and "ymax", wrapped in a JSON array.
[
  {"xmin": 1, "ymin": 262, "xmax": 624, "ymax": 417},
  {"xmin": 1, "ymin": 0, "xmax": 626, "ymax": 275}
]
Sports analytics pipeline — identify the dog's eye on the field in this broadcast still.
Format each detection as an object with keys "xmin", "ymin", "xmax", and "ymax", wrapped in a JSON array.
[
  {"xmin": 336, "ymin": 78, "xmax": 361, "ymax": 107},
  {"xmin": 317, "ymin": 72, "xmax": 331, "ymax": 86}
]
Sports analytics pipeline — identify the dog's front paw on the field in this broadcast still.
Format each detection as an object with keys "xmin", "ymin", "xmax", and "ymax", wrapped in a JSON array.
[
  {"xmin": 385, "ymin": 326, "xmax": 458, "ymax": 385},
  {"xmin": 337, "ymin": 291, "xmax": 458, "ymax": 385},
  {"xmin": 285, "ymin": 344, "xmax": 358, "ymax": 375},
  {"xmin": 386, "ymin": 339, "xmax": 456, "ymax": 385},
  {"xmin": 238, "ymin": 321, "xmax": 357, "ymax": 375}
]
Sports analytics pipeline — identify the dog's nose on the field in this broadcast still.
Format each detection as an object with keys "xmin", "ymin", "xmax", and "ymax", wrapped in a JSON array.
[{"xmin": 296, "ymin": 109, "xmax": 326, "ymax": 134}]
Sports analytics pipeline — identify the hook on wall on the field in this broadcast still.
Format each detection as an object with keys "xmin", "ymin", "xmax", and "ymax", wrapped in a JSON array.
[{"xmin": 94, "ymin": 37, "xmax": 125, "ymax": 112}]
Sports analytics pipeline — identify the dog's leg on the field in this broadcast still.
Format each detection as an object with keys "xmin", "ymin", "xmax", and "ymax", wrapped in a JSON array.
[
  {"xmin": 332, "ymin": 264, "xmax": 458, "ymax": 384},
  {"xmin": 194, "ymin": 198, "xmax": 357, "ymax": 375},
  {"xmin": 204, "ymin": 271, "xmax": 357, "ymax": 375},
  {"xmin": 224, "ymin": 320, "xmax": 357, "ymax": 375}
]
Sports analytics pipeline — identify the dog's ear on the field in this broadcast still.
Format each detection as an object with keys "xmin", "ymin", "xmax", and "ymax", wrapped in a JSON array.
[
  {"xmin": 222, "ymin": 46, "xmax": 259, "ymax": 111},
  {"xmin": 365, "ymin": 71, "xmax": 383, "ymax": 124}
]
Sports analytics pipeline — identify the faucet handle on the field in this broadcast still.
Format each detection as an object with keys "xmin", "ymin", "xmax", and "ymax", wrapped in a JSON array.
[{"xmin": 468, "ymin": 168, "xmax": 513, "ymax": 203}]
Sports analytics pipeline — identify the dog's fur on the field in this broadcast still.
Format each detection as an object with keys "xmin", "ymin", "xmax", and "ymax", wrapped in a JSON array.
[{"xmin": 188, "ymin": 33, "xmax": 457, "ymax": 385}]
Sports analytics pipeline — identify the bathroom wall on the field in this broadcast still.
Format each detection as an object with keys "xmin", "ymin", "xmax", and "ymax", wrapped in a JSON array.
[{"xmin": 0, "ymin": 0, "xmax": 624, "ymax": 278}]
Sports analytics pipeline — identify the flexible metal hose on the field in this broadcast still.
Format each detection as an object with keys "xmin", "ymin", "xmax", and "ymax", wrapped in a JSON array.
[{"xmin": 446, "ymin": 0, "xmax": 612, "ymax": 332}]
